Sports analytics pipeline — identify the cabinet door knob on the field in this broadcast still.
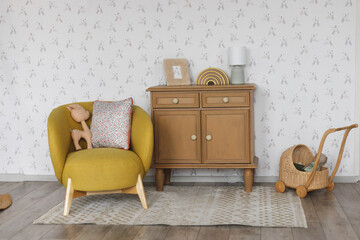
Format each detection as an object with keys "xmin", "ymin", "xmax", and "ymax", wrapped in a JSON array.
[
  {"xmin": 223, "ymin": 97, "xmax": 229, "ymax": 103},
  {"xmin": 191, "ymin": 135, "xmax": 197, "ymax": 141},
  {"xmin": 172, "ymin": 98, "xmax": 179, "ymax": 104},
  {"xmin": 206, "ymin": 135, "xmax": 212, "ymax": 141}
]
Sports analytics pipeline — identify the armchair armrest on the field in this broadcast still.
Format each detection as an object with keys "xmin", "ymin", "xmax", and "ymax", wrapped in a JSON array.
[
  {"xmin": 48, "ymin": 106, "xmax": 72, "ymax": 184},
  {"xmin": 130, "ymin": 106, "xmax": 154, "ymax": 175}
]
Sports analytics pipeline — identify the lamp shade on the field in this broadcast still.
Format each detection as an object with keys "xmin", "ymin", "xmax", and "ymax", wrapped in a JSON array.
[{"xmin": 228, "ymin": 46, "xmax": 247, "ymax": 66}]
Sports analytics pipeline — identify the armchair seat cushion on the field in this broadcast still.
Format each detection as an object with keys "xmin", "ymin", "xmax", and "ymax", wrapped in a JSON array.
[{"xmin": 62, "ymin": 148, "xmax": 145, "ymax": 192}]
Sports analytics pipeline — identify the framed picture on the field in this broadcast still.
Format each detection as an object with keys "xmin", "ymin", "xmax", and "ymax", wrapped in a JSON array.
[{"xmin": 163, "ymin": 58, "xmax": 191, "ymax": 86}]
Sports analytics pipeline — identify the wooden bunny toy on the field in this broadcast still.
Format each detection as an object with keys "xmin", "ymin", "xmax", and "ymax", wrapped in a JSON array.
[{"xmin": 67, "ymin": 104, "xmax": 93, "ymax": 150}]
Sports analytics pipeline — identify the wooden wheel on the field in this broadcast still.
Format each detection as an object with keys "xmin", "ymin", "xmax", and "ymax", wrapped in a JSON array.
[
  {"xmin": 326, "ymin": 181, "xmax": 334, "ymax": 191},
  {"xmin": 296, "ymin": 185, "xmax": 307, "ymax": 198},
  {"xmin": 275, "ymin": 181, "xmax": 286, "ymax": 193}
]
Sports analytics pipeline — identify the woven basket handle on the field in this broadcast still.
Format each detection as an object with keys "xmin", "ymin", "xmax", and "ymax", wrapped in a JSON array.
[{"xmin": 305, "ymin": 124, "xmax": 358, "ymax": 189}]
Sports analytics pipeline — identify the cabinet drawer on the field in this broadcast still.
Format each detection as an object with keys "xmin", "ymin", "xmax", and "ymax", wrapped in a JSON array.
[
  {"xmin": 202, "ymin": 91, "xmax": 250, "ymax": 108},
  {"xmin": 152, "ymin": 92, "xmax": 199, "ymax": 108}
]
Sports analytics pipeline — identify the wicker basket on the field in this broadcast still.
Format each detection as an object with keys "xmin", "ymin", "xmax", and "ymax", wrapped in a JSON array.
[
  {"xmin": 279, "ymin": 144, "xmax": 328, "ymax": 191},
  {"xmin": 275, "ymin": 124, "xmax": 357, "ymax": 198}
]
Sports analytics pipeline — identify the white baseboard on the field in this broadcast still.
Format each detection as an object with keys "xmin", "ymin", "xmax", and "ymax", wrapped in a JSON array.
[
  {"xmin": 0, "ymin": 174, "xmax": 57, "ymax": 182},
  {"xmin": 144, "ymin": 175, "xmax": 359, "ymax": 183},
  {"xmin": 0, "ymin": 174, "xmax": 358, "ymax": 183}
]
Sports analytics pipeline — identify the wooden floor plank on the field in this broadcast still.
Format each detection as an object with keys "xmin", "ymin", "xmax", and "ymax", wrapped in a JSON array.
[
  {"xmin": 291, "ymin": 194, "xmax": 326, "ymax": 240},
  {"xmin": 5, "ymin": 181, "xmax": 46, "ymax": 202},
  {"xmin": 170, "ymin": 182, "xmax": 195, "ymax": 187},
  {"xmin": 353, "ymin": 183, "xmax": 360, "ymax": 195},
  {"xmin": 259, "ymin": 182, "xmax": 273, "ymax": 187},
  {"xmin": 10, "ymin": 225, "xmax": 56, "ymax": 240},
  {"xmin": 40, "ymin": 224, "xmax": 85, "ymax": 240},
  {"xmin": 0, "ymin": 182, "xmax": 56, "ymax": 225},
  {"xmin": 196, "ymin": 226, "xmax": 230, "ymax": 240},
  {"xmin": 133, "ymin": 226, "xmax": 170, "ymax": 240},
  {"xmin": 0, "ymin": 182, "xmax": 23, "ymax": 194},
  {"xmin": 311, "ymin": 189, "xmax": 358, "ymax": 240},
  {"xmin": 292, "ymin": 222, "xmax": 326, "ymax": 240},
  {"xmin": 229, "ymin": 226, "xmax": 260, "ymax": 240},
  {"xmin": 332, "ymin": 183, "xmax": 360, "ymax": 239},
  {"xmin": 260, "ymin": 228, "xmax": 293, "ymax": 240},
  {"xmin": 0, "ymin": 182, "xmax": 63, "ymax": 239},
  {"xmin": 165, "ymin": 226, "xmax": 200, "ymax": 240},
  {"xmin": 194, "ymin": 182, "xmax": 216, "ymax": 187},
  {"xmin": 73, "ymin": 225, "xmax": 112, "ymax": 240},
  {"xmin": 102, "ymin": 225, "xmax": 142, "ymax": 240},
  {"xmin": 143, "ymin": 182, "xmax": 155, "ymax": 187},
  {"xmin": 299, "ymin": 194, "xmax": 320, "ymax": 223}
]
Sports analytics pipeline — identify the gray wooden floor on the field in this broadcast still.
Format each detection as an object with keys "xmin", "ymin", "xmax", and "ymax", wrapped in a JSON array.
[{"xmin": 0, "ymin": 181, "xmax": 360, "ymax": 240}]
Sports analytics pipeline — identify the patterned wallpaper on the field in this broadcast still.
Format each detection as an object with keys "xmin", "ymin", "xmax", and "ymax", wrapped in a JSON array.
[{"xmin": 0, "ymin": 0, "xmax": 356, "ymax": 178}]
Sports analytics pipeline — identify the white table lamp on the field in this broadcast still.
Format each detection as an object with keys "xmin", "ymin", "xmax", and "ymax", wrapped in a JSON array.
[{"xmin": 228, "ymin": 47, "xmax": 247, "ymax": 85}]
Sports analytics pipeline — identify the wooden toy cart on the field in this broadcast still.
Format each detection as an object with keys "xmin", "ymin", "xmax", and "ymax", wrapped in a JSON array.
[{"xmin": 275, "ymin": 124, "xmax": 358, "ymax": 198}]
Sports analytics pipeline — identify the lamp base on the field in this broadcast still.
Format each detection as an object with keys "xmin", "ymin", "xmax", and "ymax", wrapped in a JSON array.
[{"xmin": 230, "ymin": 65, "xmax": 245, "ymax": 85}]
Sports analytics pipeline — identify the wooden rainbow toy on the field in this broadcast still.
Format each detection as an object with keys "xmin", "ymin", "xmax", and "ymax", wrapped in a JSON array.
[{"xmin": 196, "ymin": 68, "xmax": 230, "ymax": 85}]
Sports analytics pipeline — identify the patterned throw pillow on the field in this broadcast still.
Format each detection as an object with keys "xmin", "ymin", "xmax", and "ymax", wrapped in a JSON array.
[{"xmin": 90, "ymin": 98, "xmax": 133, "ymax": 149}]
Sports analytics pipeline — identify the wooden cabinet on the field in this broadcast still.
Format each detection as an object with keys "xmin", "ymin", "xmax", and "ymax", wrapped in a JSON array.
[{"xmin": 147, "ymin": 85, "xmax": 257, "ymax": 192}]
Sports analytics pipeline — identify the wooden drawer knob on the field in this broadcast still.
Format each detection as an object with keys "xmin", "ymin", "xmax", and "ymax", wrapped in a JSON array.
[
  {"xmin": 191, "ymin": 135, "xmax": 197, "ymax": 141},
  {"xmin": 223, "ymin": 97, "xmax": 229, "ymax": 103},
  {"xmin": 172, "ymin": 98, "xmax": 179, "ymax": 104},
  {"xmin": 206, "ymin": 135, "xmax": 212, "ymax": 141}
]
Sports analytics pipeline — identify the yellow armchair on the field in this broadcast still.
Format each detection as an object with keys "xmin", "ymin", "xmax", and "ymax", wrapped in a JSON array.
[{"xmin": 48, "ymin": 102, "xmax": 153, "ymax": 215}]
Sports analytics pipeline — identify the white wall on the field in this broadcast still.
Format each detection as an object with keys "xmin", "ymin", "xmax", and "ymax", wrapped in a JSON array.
[{"xmin": 0, "ymin": 0, "xmax": 357, "ymax": 178}]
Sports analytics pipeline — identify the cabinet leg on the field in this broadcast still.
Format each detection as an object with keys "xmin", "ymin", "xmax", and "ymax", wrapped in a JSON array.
[
  {"xmin": 155, "ymin": 169, "xmax": 165, "ymax": 191},
  {"xmin": 164, "ymin": 169, "xmax": 171, "ymax": 185},
  {"xmin": 244, "ymin": 169, "xmax": 254, "ymax": 193}
]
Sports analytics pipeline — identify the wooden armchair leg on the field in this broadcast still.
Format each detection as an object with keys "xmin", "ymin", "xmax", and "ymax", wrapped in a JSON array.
[
  {"xmin": 63, "ymin": 175, "xmax": 148, "ymax": 215},
  {"xmin": 64, "ymin": 178, "xmax": 74, "ymax": 216},
  {"xmin": 136, "ymin": 174, "xmax": 148, "ymax": 209}
]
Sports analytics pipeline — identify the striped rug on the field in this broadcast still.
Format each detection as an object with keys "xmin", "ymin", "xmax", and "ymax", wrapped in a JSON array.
[{"xmin": 34, "ymin": 185, "xmax": 307, "ymax": 228}]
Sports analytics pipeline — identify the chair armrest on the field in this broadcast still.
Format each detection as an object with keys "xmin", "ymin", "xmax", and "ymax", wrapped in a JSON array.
[
  {"xmin": 130, "ymin": 106, "xmax": 154, "ymax": 175},
  {"xmin": 48, "ymin": 106, "xmax": 72, "ymax": 184}
]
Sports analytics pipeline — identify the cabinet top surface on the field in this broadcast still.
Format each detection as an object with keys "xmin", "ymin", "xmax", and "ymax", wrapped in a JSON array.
[{"xmin": 146, "ymin": 84, "xmax": 256, "ymax": 92}]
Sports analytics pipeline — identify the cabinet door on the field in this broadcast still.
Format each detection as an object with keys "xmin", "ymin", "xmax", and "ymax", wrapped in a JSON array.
[
  {"xmin": 154, "ymin": 110, "xmax": 201, "ymax": 163},
  {"xmin": 202, "ymin": 110, "xmax": 250, "ymax": 163}
]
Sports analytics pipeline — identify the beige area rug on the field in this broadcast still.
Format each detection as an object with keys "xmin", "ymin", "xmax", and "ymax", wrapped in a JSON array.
[{"xmin": 34, "ymin": 186, "xmax": 307, "ymax": 228}]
